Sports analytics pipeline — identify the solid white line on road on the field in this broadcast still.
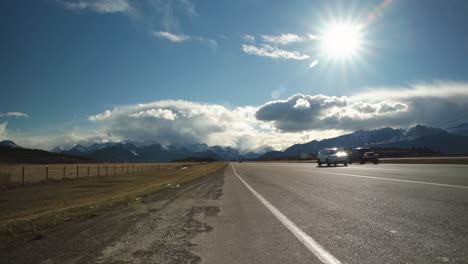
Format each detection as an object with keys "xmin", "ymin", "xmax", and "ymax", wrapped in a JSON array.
[
  {"xmin": 337, "ymin": 166, "xmax": 466, "ymax": 174},
  {"xmin": 232, "ymin": 165, "xmax": 342, "ymax": 264},
  {"xmin": 292, "ymin": 169, "xmax": 468, "ymax": 189}
]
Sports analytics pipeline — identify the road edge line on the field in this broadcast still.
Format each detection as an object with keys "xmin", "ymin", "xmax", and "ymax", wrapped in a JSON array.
[
  {"xmin": 231, "ymin": 164, "xmax": 342, "ymax": 264},
  {"xmin": 292, "ymin": 169, "xmax": 468, "ymax": 189}
]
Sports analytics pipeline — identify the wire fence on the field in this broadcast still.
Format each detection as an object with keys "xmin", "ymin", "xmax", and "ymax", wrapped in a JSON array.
[{"xmin": 0, "ymin": 163, "xmax": 181, "ymax": 186}]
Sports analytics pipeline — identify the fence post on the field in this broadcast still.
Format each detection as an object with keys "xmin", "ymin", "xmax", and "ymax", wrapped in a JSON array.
[
  {"xmin": 114, "ymin": 165, "xmax": 116, "ymax": 175},
  {"xmin": 22, "ymin": 166, "xmax": 25, "ymax": 185},
  {"xmin": 76, "ymin": 165, "xmax": 79, "ymax": 178},
  {"xmin": 45, "ymin": 165, "xmax": 48, "ymax": 183},
  {"xmin": 98, "ymin": 165, "xmax": 100, "ymax": 176},
  {"xmin": 63, "ymin": 166, "xmax": 65, "ymax": 179},
  {"xmin": 88, "ymin": 166, "xmax": 90, "ymax": 177}
]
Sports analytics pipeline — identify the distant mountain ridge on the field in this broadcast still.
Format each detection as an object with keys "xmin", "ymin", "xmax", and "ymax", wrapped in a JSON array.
[
  {"xmin": 58, "ymin": 141, "xmax": 272, "ymax": 162},
  {"xmin": 446, "ymin": 123, "xmax": 468, "ymax": 136},
  {"xmin": 3, "ymin": 122, "xmax": 467, "ymax": 163},
  {"xmin": 0, "ymin": 140, "xmax": 98, "ymax": 164},
  {"xmin": 0, "ymin": 140, "xmax": 21, "ymax": 148},
  {"xmin": 261, "ymin": 124, "xmax": 468, "ymax": 159}
]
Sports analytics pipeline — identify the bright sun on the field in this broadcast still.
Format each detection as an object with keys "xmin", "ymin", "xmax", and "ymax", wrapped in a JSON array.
[{"xmin": 321, "ymin": 23, "xmax": 362, "ymax": 60}]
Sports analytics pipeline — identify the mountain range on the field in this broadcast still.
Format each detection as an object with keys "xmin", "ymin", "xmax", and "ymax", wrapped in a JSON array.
[
  {"xmin": 2, "ymin": 123, "xmax": 467, "ymax": 163},
  {"xmin": 0, "ymin": 142, "xmax": 98, "ymax": 164},
  {"xmin": 58, "ymin": 142, "xmax": 274, "ymax": 163},
  {"xmin": 260, "ymin": 124, "xmax": 468, "ymax": 159}
]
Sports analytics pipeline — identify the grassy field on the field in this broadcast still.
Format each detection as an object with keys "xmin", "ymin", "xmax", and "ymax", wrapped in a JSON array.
[
  {"xmin": 0, "ymin": 163, "xmax": 181, "ymax": 185},
  {"xmin": 0, "ymin": 162, "xmax": 226, "ymax": 248}
]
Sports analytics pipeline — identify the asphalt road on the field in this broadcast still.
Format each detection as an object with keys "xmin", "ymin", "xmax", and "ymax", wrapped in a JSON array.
[
  {"xmin": 2, "ymin": 163, "xmax": 468, "ymax": 264},
  {"xmin": 195, "ymin": 163, "xmax": 468, "ymax": 264}
]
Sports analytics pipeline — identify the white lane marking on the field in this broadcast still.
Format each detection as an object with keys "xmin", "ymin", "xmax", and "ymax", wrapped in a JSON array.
[
  {"xmin": 338, "ymin": 166, "xmax": 467, "ymax": 174},
  {"xmin": 292, "ymin": 169, "xmax": 468, "ymax": 189},
  {"xmin": 232, "ymin": 165, "xmax": 342, "ymax": 264}
]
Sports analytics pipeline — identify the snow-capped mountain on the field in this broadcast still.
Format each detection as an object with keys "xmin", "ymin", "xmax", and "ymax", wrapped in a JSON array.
[
  {"xmin": 56, "ymin": 123, "xmax": 468, "ymax": 162},
  {"xmin": 261, "ymin": 124, "xmax": 468, "ymax": 158},
  {"xmin": 241, "ymin": 145, "xmax": 275, "ymax": 159},
  {"xmin": 207, "ymin": 145, "xmax": 244, "ymax": 160},
  {"xmin": 404, "ymin": 124, "xmax": 448, "ymax": 139},
  {"xmin": 446, "ymin": 123, "xmax": 468, "ymax": 136},
  {"xmin": 57, "ymin": 141, "xmax": 267, "ymax": 162}
]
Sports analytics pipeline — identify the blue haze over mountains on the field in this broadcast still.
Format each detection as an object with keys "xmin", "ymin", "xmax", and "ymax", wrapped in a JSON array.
[
  {"xmin": 2, "ymin": 123, "xmax": 468, "ymax": 162},
  {"xmin": 44, "ymin": 123, "xmax": 468, "ymax": 162}
]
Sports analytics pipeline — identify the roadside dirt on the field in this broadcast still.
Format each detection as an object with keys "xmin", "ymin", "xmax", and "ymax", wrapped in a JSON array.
[{"xmin": 0, "ymin": 167, "xmax": 226, "ymax": 264}]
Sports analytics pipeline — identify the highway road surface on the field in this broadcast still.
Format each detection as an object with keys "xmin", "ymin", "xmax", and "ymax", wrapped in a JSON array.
[{"xmin": 3, "ymin": 163, "xmax": 468, "ymax": 264}]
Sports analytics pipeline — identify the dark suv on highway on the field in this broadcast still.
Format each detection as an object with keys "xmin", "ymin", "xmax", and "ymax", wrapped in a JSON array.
[{"xmin": 349, "ymin": 148, "xmax": 379, "ymax": 164}]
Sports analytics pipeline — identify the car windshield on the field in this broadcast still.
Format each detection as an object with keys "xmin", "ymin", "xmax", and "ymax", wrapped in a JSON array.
[{"xmin": 324, "ymin": 150, "xmax": 337, "ymax": 154}]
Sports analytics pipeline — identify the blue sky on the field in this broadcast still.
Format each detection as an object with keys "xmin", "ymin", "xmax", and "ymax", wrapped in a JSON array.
[{"xmin": 1, "ymin": 0, "xmax": 468, "ymax": 150}]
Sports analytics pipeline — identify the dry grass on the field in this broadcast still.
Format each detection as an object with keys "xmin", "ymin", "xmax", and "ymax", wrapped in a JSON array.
[
  {"xmin": 0, "ymin": 163, "xmax": 181, "ymax": 185},
  {"xmin": 0, "ymin": 162, "xmax": 226, "ymax": 248}
]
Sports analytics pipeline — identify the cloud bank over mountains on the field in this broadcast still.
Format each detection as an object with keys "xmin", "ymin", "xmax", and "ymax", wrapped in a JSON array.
[{"xmin": 2, "ymin": 82, "xmax": 468, "ymax": 151}]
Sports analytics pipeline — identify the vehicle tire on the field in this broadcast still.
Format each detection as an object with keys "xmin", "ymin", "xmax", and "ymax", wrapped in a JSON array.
[
  {"xmin": 344, "ymin": 162, "xmax": 348, "ymax": 166},
  {"xmin": 360, "ymin": 160, "xmax": 365, "ymax": 164},
  {"xmin": 326, "ymin": 159, "xmax": 330, "ymax": 167},
  {"xmin": 374, "ymin": 160, "xmax": 379, "ymax": 164},
  {"xmin": 318, "ymin": 161, "xmax": 322, "ymax": 167},
  {"xmin": 334, "ymin": 162, "xmax": 338, "ymax": 167}
]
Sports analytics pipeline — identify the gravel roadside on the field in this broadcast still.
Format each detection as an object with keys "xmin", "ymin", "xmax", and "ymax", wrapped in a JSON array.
[{"xmin": 1, "ymin": 167, "xmax": 226, "ymax": 264}]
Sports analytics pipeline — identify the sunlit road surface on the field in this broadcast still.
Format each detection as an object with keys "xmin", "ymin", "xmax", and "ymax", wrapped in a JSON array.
[
  {"xmin": 3, "ymin": 163, "xmax": 468, "ymax": 264},
  {"xmin": 195, "ymin": 163, "xmax": 468, "ymax": 264}
]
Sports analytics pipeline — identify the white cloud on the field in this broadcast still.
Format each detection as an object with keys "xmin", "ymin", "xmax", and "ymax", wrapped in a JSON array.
[
  {"xmin": 86, "ymin": 100, "xmax": 260, "ymax": 150},
  {"xmin": 0, "ymin": 112, "xmax": 29, "ymax": 118},
  {"xmin": 84, "ymin": 100, "xmax": 346, "ymax": 152},
  {"xmin": 5, "ymin": 82, "xmax": 468, "ymax": 152},
  {"xmin": 152, "ymin": 31, "xmax": 217, "ymax": 47},
  {"xmin": 242, "ymin": 34, "xmax": 255, "ymax": 43},
  {"xmin": 242, "ymin": 44, "xmax": 310, "ymax": 60},
  {"xmin": 61, "ymin": 0, "xmax": 131, "ymax": 13},
  {"xmin": 0, "ymin": 121, "xmax": 113, "ymax": 150},
  {"xmin": 293, "ymin": 98, "xmax": 310, "ymax": 109},
  {"xmin": 88, "ymin": 109, "xmax": 111, "ymax": 121},
  {"xmin": 152, "ymin": 31, "xmax": 189, "ymax": 42},
  {"xmin": 256, "ymin": 82, "xmax": 468, "ymax": 132},
  {"xmin": 129, "ymin": 109, "xmax": 177, "ymax": 120},
  {"xmin": 261, "ymin": 33, "xmax": 305, "ymax": 45},
  {"xmin": 0, "ymin": 122, "xmax": 7, "ymax": 140}
]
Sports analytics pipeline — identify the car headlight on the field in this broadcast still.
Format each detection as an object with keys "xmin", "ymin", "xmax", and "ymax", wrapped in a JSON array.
[{"xmin": 336, "ymin": 152, "xmax": 347, "ymax": 157}]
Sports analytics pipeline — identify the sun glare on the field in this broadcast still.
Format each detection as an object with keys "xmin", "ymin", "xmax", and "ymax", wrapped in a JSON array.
[{"xmin": 321, "ymin": 23, "xmax": 362, "ymax": 60}]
